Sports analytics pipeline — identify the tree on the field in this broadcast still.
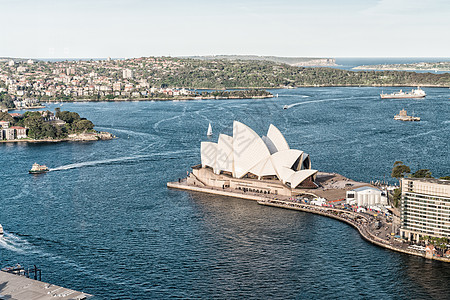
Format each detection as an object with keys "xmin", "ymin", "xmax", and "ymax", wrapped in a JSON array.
[
  {"xmin": 0, "ymin": 111, "xmax": 14, "ymax": 122},
  {"xmin": 57, "ymin": 111, "xmax": 80, "ymax": 123},
  {"xmin": 0, "ymin": 93, "xmax": 15, "ymax": 109},
  {"xmin": 24, "ymin": 114, "xmax": 45, "ymax": 139},
  {"xmin": 391, "ymin": 161, "xmax": 411, "ymax": 178},
  {"xmin": 74, "ymin": 119, "xmax": 94, "ymax": 132},
  {"xmin": 440, "ymin": 176, "xmax": 450, "ymax": 180},
  {"xmin": 392, "ymin": 188, "xmax": 402, "ymax": 208},
  {"xmin": 411, "ymin": 169, "xmax": 433, "ymax": 178}
]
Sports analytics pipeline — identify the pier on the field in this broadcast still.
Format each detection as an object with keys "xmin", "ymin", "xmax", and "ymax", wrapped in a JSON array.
[{"xmin": 0, "ymin": 270, "xmax": 91, "ymax": 299}]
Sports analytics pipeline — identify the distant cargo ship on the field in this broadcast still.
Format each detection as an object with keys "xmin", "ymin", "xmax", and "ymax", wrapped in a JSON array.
[
  {"xmin": 380, "ymin": 87, "xmax": 426, "ymax": 99},
  {"xmin": 394, "ymin": 109, "xmax": 420, "ymax": 121},
  {"xmin": 29, "ymin": 163, "xmax": 49, "ymax": 174}
]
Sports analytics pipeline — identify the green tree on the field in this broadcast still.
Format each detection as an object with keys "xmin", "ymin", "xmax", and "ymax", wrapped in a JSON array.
[
  {"xmin": 74, "ymin": 119, "xmax": 94, "ymax": 132},
  {"xmin": 0, "ymin": 111, "xmax": 14, "ymax": 122},
  {"xmin": 411, "ymin": 169, "xmax": 433, "ymax": 178},
  {"xmin": 440, "ymin": 176, "xmax": 450, "ymax": 180},
  {"xmin": 24, "ymin": 114, "xmax": 45, "ymax": 139},
  {"xmin": 0, "ymin": 93, "xmax": 15, "ymax": 109},
  {"xmin": 392, "ymin": 188, "xmax": 402, "ymax": 208},
  {"xmin": 58, "ymin": 111, "xmax": 80, "ymax": 123},
  {"xmin": 391, "ymin": 161, "xmax": 411, "ymax": 178}
]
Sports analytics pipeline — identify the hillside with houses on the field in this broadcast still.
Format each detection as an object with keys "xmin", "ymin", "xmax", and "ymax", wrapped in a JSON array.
[{"xmin": 1, "ymin": 56, "xmax": 449, "ymax": 110}]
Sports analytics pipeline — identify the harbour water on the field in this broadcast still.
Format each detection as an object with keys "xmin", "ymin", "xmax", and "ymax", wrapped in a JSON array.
[{"xmin": 0, "ymin": 87, "xmax": 449, "ymax": 299}]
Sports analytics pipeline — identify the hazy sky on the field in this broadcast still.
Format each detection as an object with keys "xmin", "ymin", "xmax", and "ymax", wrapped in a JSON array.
[{"xmin": 1, "ymin": 0, "xmax": 449, "ymax": 58}]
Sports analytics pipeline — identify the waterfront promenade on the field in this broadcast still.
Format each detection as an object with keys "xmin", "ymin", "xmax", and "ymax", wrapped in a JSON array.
[
  {"xmin": 167, "ymin": 180, "xmax": 450, "ymax": 263},
  {"xmin": 0, "ymin": 270, "xmax": 91, "ymax": 299}
]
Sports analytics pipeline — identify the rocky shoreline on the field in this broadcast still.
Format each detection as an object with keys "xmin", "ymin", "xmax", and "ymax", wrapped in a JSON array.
[{"xmin": 0, "ymin": 131, "xmax": 115, "ymax": 143}]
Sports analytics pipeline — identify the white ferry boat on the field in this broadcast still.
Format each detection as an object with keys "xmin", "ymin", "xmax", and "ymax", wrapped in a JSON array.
[
  {"xmin": 29, "ymin": 163, "xmax": 49, "ymax": 174},
  {"xmin": 380, "ymin": 87, "xmax": 426, "ymax": 99}
]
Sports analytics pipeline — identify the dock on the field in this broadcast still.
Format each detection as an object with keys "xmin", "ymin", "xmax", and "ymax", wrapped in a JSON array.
[{"xmin": 0, "ymin": 270, "xmax": 91, "ymax": 300}]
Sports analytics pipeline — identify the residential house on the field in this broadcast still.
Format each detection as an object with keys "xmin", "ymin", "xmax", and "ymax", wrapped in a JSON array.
[
  {"xmin": 0, "ymin": 121, "xmax": 9, "ymax": 128},
  {"xmin": 3, "ymin": 128, "xmax": 15, "ymax": 140},
  {"xmin": 10, "ymin": 126, "xmax": 27, "ymax": 139}
]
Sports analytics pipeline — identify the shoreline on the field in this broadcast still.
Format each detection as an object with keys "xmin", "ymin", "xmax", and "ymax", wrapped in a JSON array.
[
  {"xmin": 20, "ymin": 85, "xmax": 449, "ymax": 106},
  {"xmin": 0, "ymin": 131, "xmax": 115, "ymax": 144},
  {"xmin": 167, "ymin": 181, "xmax": 450, "ymax": 263},
  {"xmin": 41, "ymin": 94, "xmax": 274, "ymax": 103},
  {"xmin": 354, "ymin": 67, "xmax": 450, "ymax": 72},
  {"xmin": 38, "ymin": 86, "xmax": 450, "ymax": 105},
  {"xmin": 353, "ymin": 64, "xmax": 450, "ymax": 72},
  {"xmin": 10, "ymin": 106, "xmax": 46, "ymax": 110}
]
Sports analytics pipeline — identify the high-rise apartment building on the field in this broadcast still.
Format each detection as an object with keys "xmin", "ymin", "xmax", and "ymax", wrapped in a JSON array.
[{"xmin": 400, "ymin": 178, "xmax": 450, "ymax": 242}]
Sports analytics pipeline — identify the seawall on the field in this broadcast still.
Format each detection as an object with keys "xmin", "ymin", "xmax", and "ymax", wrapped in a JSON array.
[{"xmin": 167, "ymin": 181, "xmax": 450, "ymax": 263}]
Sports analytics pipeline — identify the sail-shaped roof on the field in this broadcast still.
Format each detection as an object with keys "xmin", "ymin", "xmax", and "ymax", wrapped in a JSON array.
[
  {"xmin": 200, "ymin": 121, "xmax": 317, "ymax": 188},
  {"xmin": 267, "ymin": 124, "xmax": 290, "ymax": 152},
  {"xmin": 232, "ymin": 121, "xmax": 271, "ymax": 178},
  {"xmin": 215, "ymin": 134, "xmax": 234, "ymax": 174},
  {"xmin": 201, "ymin": 142, "xmax": 217, "ymax": 169}
]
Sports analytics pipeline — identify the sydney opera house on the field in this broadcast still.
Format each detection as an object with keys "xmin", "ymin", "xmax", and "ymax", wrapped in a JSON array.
[{"xmin": 189, "ymin": 121, "xmax": 318, "ymax": 196}]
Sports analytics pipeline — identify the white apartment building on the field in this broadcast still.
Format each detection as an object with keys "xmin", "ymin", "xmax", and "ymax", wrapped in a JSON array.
[
  {"xmin": 122, "ymin": 69, "xmax": 133, "ymax": 79},
  {"xmin": 400, "ymin": 178, "xmax": 450, "ymax": 242}
]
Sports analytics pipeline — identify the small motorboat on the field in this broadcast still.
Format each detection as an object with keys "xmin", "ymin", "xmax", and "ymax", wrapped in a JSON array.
[
  {"xmin": 29, "ymin": 163, "xmax": 49, "ymax": 174},
  {"xmin": 283, "ymin": 105, "xmax": 288, "ymax": 109},
  {"xmin": 0, "ymin": 224, "xmax": 4, "ymax": 235}
]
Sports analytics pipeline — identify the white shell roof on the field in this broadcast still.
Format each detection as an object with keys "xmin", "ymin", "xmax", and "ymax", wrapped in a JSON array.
[
  {"xmin": 201, "ymin": 142, "xmax": 217, "ymax": 169},
  {"xmin": 215, "ymin": 134, "xmax": 234, "ymax": 174},
  {"xmin": 233, "ymin": 121, "xmax": 271, "ymax": 178},
  {"xmin": 288, "ymin": 169, "xmax": 318, "ymax": 189},
  {"xmin": 267, "ymin": 124, "xmax": 290, "ymax": 152},
  {"xmin": 200, "ymin": 121, "xmax": 317, "ymax": 188}
]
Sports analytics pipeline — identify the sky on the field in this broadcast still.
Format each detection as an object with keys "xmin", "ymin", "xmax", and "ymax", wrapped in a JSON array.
[{"xmin": 1, "ymin": 0, "xmax": 449, "ymax": 59}]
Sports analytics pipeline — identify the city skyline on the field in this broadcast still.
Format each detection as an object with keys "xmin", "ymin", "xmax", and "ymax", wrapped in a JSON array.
[{"xmin": 1, "ymin": 0, "xmax": 450, "ymax": 59}]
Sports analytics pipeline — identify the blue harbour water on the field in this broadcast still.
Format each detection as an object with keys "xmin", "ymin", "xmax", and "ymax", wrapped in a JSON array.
[{"xmin": 1, "ymin": 87, "xmax": 450, "ymax": 299}]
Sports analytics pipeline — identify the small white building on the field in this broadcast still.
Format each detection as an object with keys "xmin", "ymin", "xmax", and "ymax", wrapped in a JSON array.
[
  {"xmin": 0, "ymin": 121, "xmax": 10, "ymax": 129},
  {"xmin": 311, "ymin": 197, "xmax": 327, "ymax": 206},
  {"xmin": 346, "ymin": 186, "xmax": 387, "ymax": 207},
  {"xmin": 122, "ymin": 69, "xmax": 133, "ymax": 79}
]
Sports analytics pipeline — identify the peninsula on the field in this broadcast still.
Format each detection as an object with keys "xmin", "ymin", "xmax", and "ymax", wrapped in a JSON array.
[
  {"xmin": 185, "ymin": 55, "xmax": 338, "ymax": 67},
  {"xmin": 354, "ymin": 61, "xmax": 450, "ymax": 72},
  {"xmin": 0, "ymin": 109, "xmax": 114, "ymax": 143}
]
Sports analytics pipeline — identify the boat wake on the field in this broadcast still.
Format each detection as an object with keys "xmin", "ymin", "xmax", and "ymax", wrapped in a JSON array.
[
  {"xmin": 397, "ymin": 130, "xmax": 440, "ymax": 142},
  {"xmin": 153, "ymin": 105, "xmax": 188, "ymax": 132},
  {"xmin": 0, "ymin": 232, "xmax": 151, "ymax": 292},
  {"xmin": 284, "ymin": 98, "xmax": 344, "ymax": 109},
  {"xmin": 0, "ymin": 232, "xmax": 35, "ymax": 254},
  {"xmin": 281, "ymin": 94, "xmax": 310, "ymax": 98},
  {"xmin": 49, "ymin": 150, "xmax": 189, "ymax": 172},
  {"xmin": 95, "ymin": 126, "xmax": 154, "ymax": 138}
]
